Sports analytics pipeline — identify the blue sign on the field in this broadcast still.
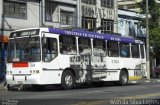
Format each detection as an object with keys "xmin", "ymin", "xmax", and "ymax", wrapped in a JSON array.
[{"xmin": 48, "ymin": 28, "xmax": 144, "ymax": 44}]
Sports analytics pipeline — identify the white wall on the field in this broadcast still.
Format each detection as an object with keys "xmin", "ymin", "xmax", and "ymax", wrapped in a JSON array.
[{"xmin": 4, "ymin": 0, "xmax": 40, "ymax": 30}]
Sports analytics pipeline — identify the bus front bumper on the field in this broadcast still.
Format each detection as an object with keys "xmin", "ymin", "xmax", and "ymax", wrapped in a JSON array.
[{"xmin": 6, "ymin": 74, "xmax": 40, "ymax": 85}]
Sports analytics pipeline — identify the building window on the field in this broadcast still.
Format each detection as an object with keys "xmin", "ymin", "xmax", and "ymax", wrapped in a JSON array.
[
  {"xmin": 82, "ymin": 17, "xmax": 96, "ymax": 30},
  {"xmin": 101, "ymin": 0, "xmax": 114, "ymax": 8},
  {"xmin": 81, "ymin": 0, "xmax": 96, "ymax": 5},
  {"xmin": 45, "ymin": 0, "xmax": 54, "ymax": 22},
  {"xmin": 101, "ymin": 19, "xmax": 114, "ymax": 34},
  {"xmin": 4, "ymin": 0, "xmax": 27, "ymax": 18},
  {"xmin": 60, "ymin": 11, "xmax": 73, "ymax": 25}
]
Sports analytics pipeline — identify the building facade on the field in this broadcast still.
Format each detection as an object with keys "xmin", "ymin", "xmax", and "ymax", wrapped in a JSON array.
[
  {"xmin": 80, "ymin": 0, "xmax": 118, "ymax": 34},
  {"xmin": 0, "ymin": 0, "xmax": 41, "ymax": 80},
  {"xmin": 118, "ymin": 0, "xmax": 141, "ymax": 12},
  {"xmin": 43, "ymin": 0, "xmax": 78, "ymax": 29},
  {"xmin": 118, "ymin": 9, "xmax": 146, "ymax": 39}
]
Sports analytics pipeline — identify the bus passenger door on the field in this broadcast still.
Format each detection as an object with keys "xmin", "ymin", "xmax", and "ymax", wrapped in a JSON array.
[{"xmin": 41, "ymin": 33, "xmax": 61, "ymax": 84}]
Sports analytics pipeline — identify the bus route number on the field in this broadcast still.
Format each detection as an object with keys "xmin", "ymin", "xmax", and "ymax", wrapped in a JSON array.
[{"xmin": 112, "ymin": 60, "xmax": 119, "ymax": 64}]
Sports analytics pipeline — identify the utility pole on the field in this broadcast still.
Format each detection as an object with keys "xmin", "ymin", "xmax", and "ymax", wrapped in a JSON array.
[
  {"xmin": 146, "ymin": 0, "xmax": 150, "ymax": 79},
  {"xmin": 41, "ymin": 0, "xmax": 45, "ymax": 27},
  {"xmin": 1, "ymin": 0, "xmax": 5, "ymax": 78},
  {"xmin": 77, "ymin": 0, "xmax": 80, "ymax": 28}
]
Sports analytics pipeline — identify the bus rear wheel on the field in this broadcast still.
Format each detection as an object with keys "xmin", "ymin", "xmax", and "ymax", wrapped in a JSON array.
[
  {"xmin": 61, "ymin": 70, "xmax": 75, "ymax": 90},
  {"xmin": 119, "ymin": 70, "xmax": 128, "ymax": 86}
]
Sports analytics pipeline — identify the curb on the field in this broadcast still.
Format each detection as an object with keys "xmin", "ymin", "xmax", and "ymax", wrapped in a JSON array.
[{"xmin": 140, "ymin": 78, "xmax": 160, "ymax": 83}]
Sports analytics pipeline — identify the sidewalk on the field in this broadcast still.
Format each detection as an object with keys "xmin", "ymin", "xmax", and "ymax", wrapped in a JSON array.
[
  {"xmin": 0, "ymin": 81, "xmax": 7, "ymax": 91},
  {"xmin": 140, "ymin": 78, "xmax": 160, "ymax": 83}
]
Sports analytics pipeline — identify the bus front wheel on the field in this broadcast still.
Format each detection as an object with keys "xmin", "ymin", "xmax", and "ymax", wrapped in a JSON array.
[
  {"xmin": 61, "ymin": 70, "xmax": 75, "ymax": 90},
  {"xmin": 119, "ymin": 70, "xmax": 128, "ymax": 86}
]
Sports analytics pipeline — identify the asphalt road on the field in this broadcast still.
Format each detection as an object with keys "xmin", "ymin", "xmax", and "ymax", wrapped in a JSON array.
[{"xmin": 0, "ymin": 82, "xmax": 160, "ymax": 105}]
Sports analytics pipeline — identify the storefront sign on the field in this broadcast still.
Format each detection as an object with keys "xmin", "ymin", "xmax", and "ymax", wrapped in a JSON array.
[{"xmin": 81, "ymin": 5, "xmax": 114, "ymax": 20}]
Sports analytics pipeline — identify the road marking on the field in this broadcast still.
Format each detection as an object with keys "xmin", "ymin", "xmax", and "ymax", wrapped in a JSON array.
[{"xmin": 84, "ymin": 90, "xmax": 104, "ymax": 94}]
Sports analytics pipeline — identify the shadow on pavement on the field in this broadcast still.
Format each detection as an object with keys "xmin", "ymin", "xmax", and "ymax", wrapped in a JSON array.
[{"xmin": 8, "ymin": 81, "xmax": 139, "ymax": 92}]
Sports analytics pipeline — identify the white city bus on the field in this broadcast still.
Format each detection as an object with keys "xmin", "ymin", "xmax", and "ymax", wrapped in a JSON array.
[{"xmin": 6, "ymin": 28, "xmax": 146, "ymax": 90}]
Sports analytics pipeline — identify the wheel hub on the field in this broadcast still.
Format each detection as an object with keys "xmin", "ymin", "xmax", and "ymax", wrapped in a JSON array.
[{"xmin": 65, "ymin": 75, "xmax": 73, "ymax": 86}]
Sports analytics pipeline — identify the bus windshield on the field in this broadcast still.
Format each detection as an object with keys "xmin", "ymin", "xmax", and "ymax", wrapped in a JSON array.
[{"xmin": 8, "ymin": 37, "xmax": 40, "ymax": 62}]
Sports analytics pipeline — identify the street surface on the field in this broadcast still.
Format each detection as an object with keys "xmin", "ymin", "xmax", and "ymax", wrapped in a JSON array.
[{"xmin": 0, "ymin": 82, "xmax": 160, "ymax": 105}]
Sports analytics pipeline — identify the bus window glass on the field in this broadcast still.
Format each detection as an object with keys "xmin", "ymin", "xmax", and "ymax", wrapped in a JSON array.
[
  {"xmin": 140, "ymin": 45, "xmax": 145, "ymax": 58},
  {"xmin": 107, "ymin": 41, "xmax": 119, "ymax": 57},
  {"xmin": 42, "ymin": 38, "xmax": 58, "ymax": 62},
  {"xmin": 120, "ymin": 43, "xmax": 130, "ymax": 58},
  {"xmin": 59, "ymin": 36, "xmax": 77, "ymax": 55},
  {"xmin": 93, "ymin": 40, "xmax": 106, "ymax": 56},
  {"xmin": 8, "ymin": 37, "xmax": 40, "ymax": 62},
  {"xmin": 131, "ymin": 44, "xmax": 140, "ymax": 58},
  {"xmin": 78, "ymin": 38, "xmax": 91, "ymax": 55}
]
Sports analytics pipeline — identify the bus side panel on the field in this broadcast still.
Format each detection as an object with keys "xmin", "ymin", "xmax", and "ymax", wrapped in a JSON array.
[{"xmin": 40, "ymin": 55, "xmax": 71, "ymax": 84}]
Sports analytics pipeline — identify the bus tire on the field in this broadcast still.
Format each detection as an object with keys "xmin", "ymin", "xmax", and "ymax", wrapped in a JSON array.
[
  {"xmin": 119, "ymin": 70, "xmax": 128, "ymax": 86},
  {"xmin": 61, "ymin": 70, "xmax": 75, "ymax": 90}
]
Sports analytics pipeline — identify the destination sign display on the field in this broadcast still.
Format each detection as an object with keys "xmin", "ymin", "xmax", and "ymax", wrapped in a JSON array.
[{"xmin": 10, "ymin": 29, "xmax": 39, "ymax": 38}]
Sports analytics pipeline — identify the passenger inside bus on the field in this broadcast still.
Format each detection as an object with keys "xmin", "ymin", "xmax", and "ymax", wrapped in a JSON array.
[{"xmin": 42, "ymin": 45, "xmax": 51, "ymax": 61}]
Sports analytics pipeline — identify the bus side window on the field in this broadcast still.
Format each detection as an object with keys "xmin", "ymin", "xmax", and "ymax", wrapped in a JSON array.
[
  {"xmin": 120, "ymin": 43, "xmax": 130, "ymax": 58},
  {"xmin": 42, "ymin": 38, "xmax": 58, "ymax": 62},
  {"xmin": 78, "ymin": 38, "xmax": 91, "ymax": 55},
  {"xmin": 131, "ymin": 44, "xmax": 140, "ymax": 58},
  {"xmin": 140, "ymin": 45, "xmax": 145, "ymax": 58},
  {"xmin": 107, "ymin": 41, "xmax": 119, "ymax": 57},
  {"xmin": 93, "ymin": 39, "xmax": 106, "ymax": 56},
  {"xmin": 59, "ymin": 35, "xmax": 77, "ymax": 55}
]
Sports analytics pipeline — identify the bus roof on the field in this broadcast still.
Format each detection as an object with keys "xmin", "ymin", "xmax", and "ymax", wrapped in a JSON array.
[{"xmin": 48, "ymin": 28, "xmax": 144, "ymax": 44}]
